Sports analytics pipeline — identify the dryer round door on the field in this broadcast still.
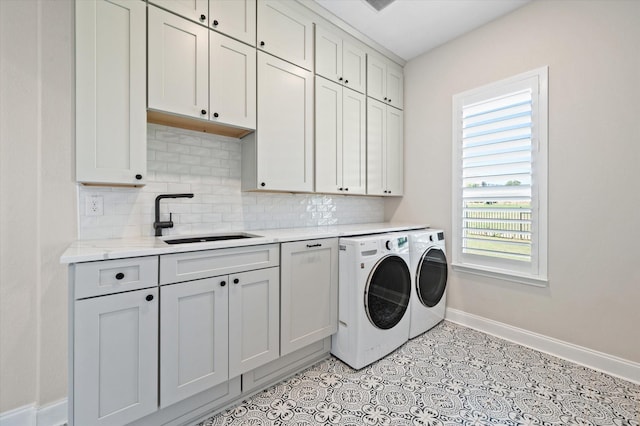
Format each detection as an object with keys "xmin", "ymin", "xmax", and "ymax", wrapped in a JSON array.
[
  {"xmin": 364, "ymin": 255, "xmax": 411, "ymax": 330},
  {"xmin": 416, "ymin": 247, "xmax": 448, "ymax": 308}
]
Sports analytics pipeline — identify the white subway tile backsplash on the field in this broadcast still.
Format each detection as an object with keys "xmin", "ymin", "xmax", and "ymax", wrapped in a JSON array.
[{"xmin": 77, "ymin": 124, "xmax": 384, "ymax": 239}]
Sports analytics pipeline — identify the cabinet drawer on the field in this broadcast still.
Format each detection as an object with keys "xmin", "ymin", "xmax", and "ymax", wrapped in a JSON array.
[
  {"xmin": 160, "ymin": 244, "xmax": 279, "ymax": 285},
  {"xmin": 74, "ymin": 256, "xmax": 159, "ymax": 299}
]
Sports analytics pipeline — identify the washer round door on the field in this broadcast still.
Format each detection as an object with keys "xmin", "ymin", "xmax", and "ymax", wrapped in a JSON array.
[
  {"xmin": 416, "ymin": 247, "xmax": 448, "ymax": 308},
  {"xmin": 364, "ymin": 255, "xmax": 411, "ymax": 330}
]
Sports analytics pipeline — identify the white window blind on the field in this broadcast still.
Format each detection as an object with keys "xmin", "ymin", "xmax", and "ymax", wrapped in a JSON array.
[
  {"xmin": 462, "ymin": 89, "xmax": 533, "ymax": 262},
  {"xmin": 452, "ymin": 67, "xmax": 548, "ymax": 285}
]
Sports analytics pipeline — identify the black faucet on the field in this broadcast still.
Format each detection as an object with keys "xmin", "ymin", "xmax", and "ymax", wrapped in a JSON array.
[{"xmin": 154, "ymin": 193, "xmax": 194, "ymax": 236}]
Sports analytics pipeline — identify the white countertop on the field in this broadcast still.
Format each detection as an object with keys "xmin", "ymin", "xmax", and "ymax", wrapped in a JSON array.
[{"xmin": 61, "ymin": 222, "xmax": 428, "ymax": 263}]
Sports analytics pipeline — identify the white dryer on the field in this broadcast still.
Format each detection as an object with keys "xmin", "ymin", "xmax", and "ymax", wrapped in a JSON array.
[
  {"xmin": 331, "ymin": 233, "xmax": 412, "ymax": 370},
  {"xmin": 407, "ymin": 229, "xmax": 448, "ymax": 338}
]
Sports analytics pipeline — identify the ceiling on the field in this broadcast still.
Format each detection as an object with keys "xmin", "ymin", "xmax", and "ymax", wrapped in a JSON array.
[{"xmin": 313, "ymin": 0, "xmax": 531, "ymax": 61}]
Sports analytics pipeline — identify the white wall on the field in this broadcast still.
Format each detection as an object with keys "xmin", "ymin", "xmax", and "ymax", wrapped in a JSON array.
[
  {"xmin": 386, "ymin": 0, "xmax": 640, "ymax": 363},
  {"xmin": 78, "ymin": 124, "xmax": 383, "ymax": 240},
  {"xmin": 0, "ymin": 0, "xmax": 76, "ymax": 413}
]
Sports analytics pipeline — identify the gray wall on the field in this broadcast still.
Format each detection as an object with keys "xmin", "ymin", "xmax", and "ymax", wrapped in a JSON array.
[
  {"xmin": 0, "ymin": 0, "xmax": 76, "ymax": 412},
  {"xmin": 386, "ymin": 0, "xmax": 640, "ymax": 362}
]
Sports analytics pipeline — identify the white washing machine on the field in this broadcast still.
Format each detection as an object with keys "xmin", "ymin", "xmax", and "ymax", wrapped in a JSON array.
[
  {"xmin": 407, "ymin": 229, "xmax": 448, "ymax": 338},
  {"xmin": 331, "ymin": 233, "xmax": 412, "ymax": 370}
]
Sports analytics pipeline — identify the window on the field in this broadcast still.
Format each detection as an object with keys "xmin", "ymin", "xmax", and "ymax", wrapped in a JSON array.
[{"xmin": 452, "ymin": 67, "xmax": 548, "ymax": 286}]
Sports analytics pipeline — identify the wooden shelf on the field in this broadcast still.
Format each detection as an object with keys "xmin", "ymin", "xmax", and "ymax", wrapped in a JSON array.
[{"xmin": 147, "ymin": 110, "xmax": 253, "ymax": 139}]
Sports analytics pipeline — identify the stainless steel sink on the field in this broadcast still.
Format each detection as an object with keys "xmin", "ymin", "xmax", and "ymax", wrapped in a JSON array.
[{"xmin": 163, "ymin": 233, "xmax": 261, "ymax": 245}]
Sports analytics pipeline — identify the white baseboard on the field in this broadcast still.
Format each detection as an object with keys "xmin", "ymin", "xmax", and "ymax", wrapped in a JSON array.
[
  {"xmin": 445, "ymin": 308, "xmax": 640, "ymax": 384},
  {"xmin": 0, "ymin": 399, "xmax": 67, "ymax": 426}
]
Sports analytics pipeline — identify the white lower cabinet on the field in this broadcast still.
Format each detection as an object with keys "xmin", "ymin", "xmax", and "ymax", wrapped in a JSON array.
[
  {"xmin": 280, "ymin": 238, "xmax": 338, "ymax": 356},
  {"xmin": 158, "ymin": 245, "xmax": 280, "ymax": 407},
  {"xmin": 229, "ymin": 267, "xmax": 280, "ymax": 377},
  {"xmin": 69, "ymin": 239, "xmax": 342, "ymax": 424},
  {"xmin": 74, "ymin": 288, "xmax": 158, "ymax": 426},
  {"xmin": 160, "ymin": 277, "xmax": 229, "ymax": 408}
]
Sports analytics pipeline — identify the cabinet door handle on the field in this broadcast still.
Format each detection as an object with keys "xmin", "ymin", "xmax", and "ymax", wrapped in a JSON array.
[
  {"xmin": 135, "ymin": 174, "xmax": 142, "ymax": 180},
  {"xmin": 213, "ymin": 112, "xmax": 219, "ymax": 118},
  {"xmin": 306, "ymin": 243, "xmax": 322, "ymax": 248},
  {"xmin": 260, "ymin": 182, "xmax": 266, "ymax": 187},
  {"xmin": 344, "ymin": 188, "xmax": 349, "ymax": 191},
  {"xmin": 201, "ymin": 109, "xmax": 207, "ymax": 115},
  {"xmin": 220, "ymin": 280, "xmax": 226, "ymax": 287},
  {"xmin": 145, "ymin": 294, "xmax": 154, "ymax": 302},
  {"xmin": 345, "ymin": 79, "xmax": 349, "ymax": 84},
  {"xmin": 388, "ymin": 99, "xmax": 392, "ymax": 103},
  {"xmin": 212, "ymin": 19, "xmax": 219, "ymax": 26},
  {"xmin": 260, "ymin": 41, "xmax": 265, "ymax": 47},
  {"xmin": 338, "ymin": 187, "xmax": 343, "ymax": 191},
  {"xmin": 115, "ymin": 272, "xmax": 125, "ymax": 280},
  {"xmin": 233, "ymin": 278, "xmax": 240, "ymax": 284},
  {"xmin": 338, "ymin": 77, "xmax": 343, "ymax": 81},
  {"xmin": 384, "ymin": 97, "xmax": 388, "ymax": 101},
  {"xmin": 200, "ymin": 14, "xmax": 206, "ymax": 22}
]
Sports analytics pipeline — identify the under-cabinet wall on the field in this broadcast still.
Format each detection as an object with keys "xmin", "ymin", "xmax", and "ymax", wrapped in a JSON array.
[{"xmin": 77, "ymin": 124, "xmax": 384, "ymax": 239}]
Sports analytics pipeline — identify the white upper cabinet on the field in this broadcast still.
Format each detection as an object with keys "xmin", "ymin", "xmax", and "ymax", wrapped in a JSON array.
[
  {"xmin": 367, "ymin": 52, "xmax": 404, "ymax": 110},
  {"xmin": 210, "ymin": 0, "xmax": 256, "ymax": 46},
  {"xmin": 315, "ymin": 25, "xmax": 366, "ymax": 94},
  {"xmin": 315, "ymin": 77, "xmax": 366, "ymax": 195},
  {"xmin": 151, "ymin": 0, "xmax": 209, "ymax": 25},
  {"xmin": 252, "ymin": 52, "xmax": 313, "ymax": 192},
  {"xmin": 75, "ymin": 0, "xmax": 146, "ymax": 186},
  {"xmin": 210, "ymin": 31, "xmax": 256, "ymax": 129},
  {"xmin": 367, "ymin": 98, "xmax": 404, "ymax": 196},
  {"xmin": 148, "ymin": 6, "xmax": 209, "ymax": 119},
  {"xmin": 257, "ymin": 0, "xmax": 314, "ymax": 71}
]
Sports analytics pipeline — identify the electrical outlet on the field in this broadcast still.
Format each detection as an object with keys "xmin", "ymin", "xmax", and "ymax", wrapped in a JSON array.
[{"xmin": 86, "ymin": 195, "xmax": 104, "ymax": 216}]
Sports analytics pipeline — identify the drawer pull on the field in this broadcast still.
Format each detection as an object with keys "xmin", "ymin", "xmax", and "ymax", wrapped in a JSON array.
[
  {"xmin": 306, "ymin": 243, "xmax": 322, "ymax": 248},
  {"xmin": 115, "ymin": 272, "xmax": 125, "ymax": 280},
  {"xmin": 145, "ymin": 294, "xmax": 154, "ymax": 302}
]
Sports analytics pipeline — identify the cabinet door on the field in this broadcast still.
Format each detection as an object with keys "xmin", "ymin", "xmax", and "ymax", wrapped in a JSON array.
[
  {"xmin": 386, "ymin": 62, "xmax": 404, "ymax": 110},
  {"xmin": 148, "ymin": 6, "xmax": 209, "ymax": 119},
  {"xmin": 281, "ymin": 239, "xmax": 338, "ymax": 356},
  {"xmin": 341, "ymin": 88, "xmax": 366, "ymax": 195},
  {"xmin": 315, "ymin": 77, "xmax": 342, "ymax": 194},
  {"xmin": 210, "ymin": 0, "xmax": 256, "ymax": 46},
  {"xmin": 342, "ymin": 40, "xmax": 366, "ymax": 94},
  {"xmin": 75, "ymin": 0, "xmax": 146, "ymax": 186},
  {"xmin": 315, "ymin": 25, "xmax": 342, "ymax": 84},
  {"xmin": 386, "ymin": 107, "xmax": 404, "ymax": 196},
  {"xmin": 210, "ymin": 32, "xmax": 256, "ymax": 129},
  {"xmin": 160, "ymin": 277, "xmax": 229, "ymax": 408},
  {"xmin": 151, "ymin": 0, "xmax": 208, "ymax": 24},
  {"xmin": 366, "ymin": 98, "xmax": 387, "ymax": 196},
  {"xmin": 257, "ymin": 0, "xmax": 314, "ymax": 71},
  {"xmin": 228, "ymin": 267, "xmax": 280, "ymax": 377},
  {"xmin": 367, "ymin": 53, "xmax": 387, "ymax": 103},
  {"xmin": 257, "ymin": 52, "xmax": 313, "ymax": 192},
  {"xmin": 74, "ymin": 289, "xmax": 158, "ymax": 426}
]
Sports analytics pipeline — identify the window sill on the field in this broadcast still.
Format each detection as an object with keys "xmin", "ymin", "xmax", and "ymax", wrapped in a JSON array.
[{"xmin": 451, "ymin": 263, "xmax": 548, "ymax": 287}]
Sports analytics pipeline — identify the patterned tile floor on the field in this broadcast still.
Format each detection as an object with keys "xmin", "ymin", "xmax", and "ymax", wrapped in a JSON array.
[{"xmin": 196, "ymin": 321, "xmax": 639, "ymax": 425}]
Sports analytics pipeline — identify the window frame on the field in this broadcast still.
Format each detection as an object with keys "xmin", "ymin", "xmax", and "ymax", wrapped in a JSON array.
[{"xmin": 451, "ymin": 66, "xmax": 549, "ymax": 286}]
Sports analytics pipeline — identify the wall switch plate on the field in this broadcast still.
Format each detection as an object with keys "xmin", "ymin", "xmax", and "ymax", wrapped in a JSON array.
[{"xmin": 86, "ymin": 195, "xmax": 104, "ymax": 216}]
